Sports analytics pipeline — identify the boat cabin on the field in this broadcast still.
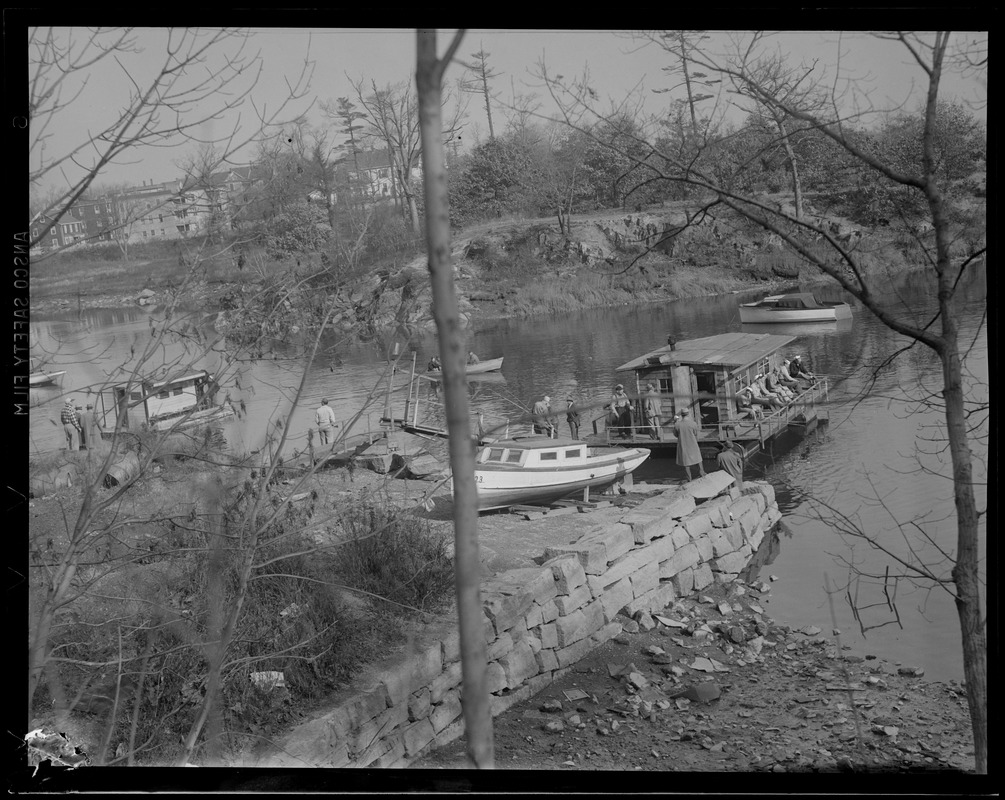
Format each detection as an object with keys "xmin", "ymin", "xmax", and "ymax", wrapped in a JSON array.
[
  {"xmin": 597, "ymin": 330, "xmax": 834, "ymax": 455},
  {"xmin": 478, "ymin": 436, "xmax": 591, "ymax": 468},
  {"xmin": 97, "ymin": 370, "xmax": 222, "ymax": 431}
]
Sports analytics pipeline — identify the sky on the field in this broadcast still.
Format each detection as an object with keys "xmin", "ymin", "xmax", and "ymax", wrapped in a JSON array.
[{"xmin": 27, "ymin": 28, "xmax": 987, "ymax": 196}]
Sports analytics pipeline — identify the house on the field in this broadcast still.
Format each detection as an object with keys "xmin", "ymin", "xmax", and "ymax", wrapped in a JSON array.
[
  {"xmin": 112, "ymin": 179, "xmax": 213, "ymax": 244},
  {"xmin": 30, "ymin": 198, "xmax": 117, "ymax": 252},
  {"xmin": 345, "ymin": 149, "xmax": 422, "ymax": 202}
]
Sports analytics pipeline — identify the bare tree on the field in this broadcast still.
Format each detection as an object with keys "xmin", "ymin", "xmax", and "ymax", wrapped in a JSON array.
[
  {"xmin": 539, "ymin": 30, "xmax": 988, "ymax": 771},
  {"xmin": 417, "ymin": 27, "xmax": 494, "ymax": 770},
  {"xmin": 460, "ymin": 46, "xmax": 500, "ymax": 141},
  {"xmin": 28, "ymin": 27, "xmax": 312, "ymax": 257}
]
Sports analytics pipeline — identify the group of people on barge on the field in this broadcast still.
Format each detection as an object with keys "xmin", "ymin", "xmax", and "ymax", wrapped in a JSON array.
[{"xmin": 735, "ymin": 355, "xmax": 816, "ymax": 420}]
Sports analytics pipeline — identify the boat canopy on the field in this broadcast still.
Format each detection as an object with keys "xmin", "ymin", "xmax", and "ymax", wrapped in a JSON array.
[
  {"xmin": 762, "ymin": 293, "xmax": 826, "ymax": 309},
  {"xmin": 616, "ymin": 333, "xmax": 796, "ymax": 373}
]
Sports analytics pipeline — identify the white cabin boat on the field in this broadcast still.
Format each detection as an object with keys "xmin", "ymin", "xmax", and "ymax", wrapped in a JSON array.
[
  {"xmin": 97, "ymin": 370, "xmax": 234, "ymax": 434},
  {"xmin": 739, "ymin": 293, "xmax": 852, "ymax": 323},
  {"xmin": 457, "ymin": 435, "xmax": 650, "ymax": 511}
]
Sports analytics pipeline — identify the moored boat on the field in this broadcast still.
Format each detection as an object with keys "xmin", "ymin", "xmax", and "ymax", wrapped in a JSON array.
[
  {"xmin": 739, "ymin": 293, "xmax": 852, "ymax": 323},
  {"xmin": 456, "ymin": 435, "xmax": 650, "ymax": 511},
  {"xmin": 96, "ymin": 369, "xmax": 234, "ymax": 435},
  {"xmin": 28, "ymin": 370, "xmax": 66, "ymax": 387},
  {"xmin": 423, "ymin": 356, "xmax": 503, "ymax": 380}
]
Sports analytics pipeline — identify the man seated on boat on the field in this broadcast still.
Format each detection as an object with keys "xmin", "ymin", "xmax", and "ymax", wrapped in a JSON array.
[
  {"xmin": 788, "ymin": 355, "xmax": 816, "ymax": 384},
  {"xmin": 777, "ymin": 360, "xmax": 802, "ymax": 392},
  {"xmin": 466, "ymin": 351, "xmax": 480, "ymax": 365},
  {"xmin": 749, "ymin": 375, "xmax": 784, "ymax": 409},
  {"xmin": 736, "ymin": 387, "xmax": 764, "ymax": 420},
  {"xmin": 765, "ymin": 368, "xmax": 795, "ymax": 403},
  {"xmin": 427, "ymin": 356, "xmax": 441, "ymax": 372}
]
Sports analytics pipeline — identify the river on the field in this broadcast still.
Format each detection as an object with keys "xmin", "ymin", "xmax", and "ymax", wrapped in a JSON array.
[{"xmin": 27, "ymin": 267, "xmax": 987, "ymax": 682}]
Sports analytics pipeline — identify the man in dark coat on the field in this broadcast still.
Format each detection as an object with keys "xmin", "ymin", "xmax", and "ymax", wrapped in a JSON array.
[
  {"xmin": 716, "ymin": 440, "xmax": 744, "ymax": 490},
  {"xmin": 565, "ymin": 398, "xmax": 581, "ymax": 439},
  {"xmin": 673, "ymin": 407, "xmax": 705, "ymax": 481}
]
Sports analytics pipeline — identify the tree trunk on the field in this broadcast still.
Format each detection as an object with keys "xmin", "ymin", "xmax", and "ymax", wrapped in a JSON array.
[
  {"xmin": 776, "ymin": 119, "xmax": 803, "ymax": 219},
  {"xmin": 416, "ymin": 28, "xmax": 494, "ymax": 770}
]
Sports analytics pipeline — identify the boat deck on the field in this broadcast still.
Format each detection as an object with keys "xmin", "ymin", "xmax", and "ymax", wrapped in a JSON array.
[{"xmin": 584, "ymin": 379, "xmax": 829, "ymax": 457}]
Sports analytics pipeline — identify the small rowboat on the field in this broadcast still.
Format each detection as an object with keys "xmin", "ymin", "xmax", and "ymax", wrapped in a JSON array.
[
  {"xmin": 423, "ymin": 356, "xmax": 504, "ymax": 380},
  {"xmin": 739, "ymin": 293, "xmax": 852, "ymax": 324},
  {"xmin": 28, "ymin": 370, "xmax": 66, "ymax": 387},
  {"xmin": 454, "ymin": 435, "xmax": 650, "ymax": 511}
]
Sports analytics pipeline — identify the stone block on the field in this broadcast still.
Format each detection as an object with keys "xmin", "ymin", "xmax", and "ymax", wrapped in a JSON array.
[
  {"xmin": 525, "ymin": 603, "xmax": 544, "ymax": 629},
  {"xmin": 499, "ymin": 640, "xmax": 539, "ymax": 688},
  {"xmin": 683, "ymin": 511, "xmax": 714, "ymax": 539},
  {"xmin": 630, "ymin": 560, "xmax": 659, "ymax": 598},
  {"xmin": 483, "ymin": 591, "xmax": 535, "ymax": 634},
  {"xmin": 408, "ymin": 688, "xmax": 431, "ymax": 722},
  {"xmin": 724, "ymin": 521, "xmax": 746, "ymax": 551},
  {"xmin": 547, "ymin": 554, "xmax": 587, "ymax": 594},
  {"xmin": 707, "ymin": 527, "xmax": 734, "ymax": 558},
  {"xmin": 348, "ymin": 702, "xmax": 408, "ymax": 758},
  {"xmin": 537, "ymin": 622, "xmax": 558, "ymax": 649},
  {"xmin": 491, "ymin": 673, "xmax": 553, "ymax": 717},
  {"xmin": 692, "ymin": 562, "xmax": 714, "ymax": 590},
  {"xmin": 729, "ymin": 495, "xmax": 758, "ymax": 518},
  {"xmin": 715, "ymin": 572, "xmax": 739, "ymax": 585},
  {"xmin": 621, "ymin": 510, "xmax": 676, "ymax": 544},
  {"xmin": 747, "ymin": 523, "xmax": 765, "ymax": 552},
  {"xmin": 555, "ymin": 634, "xmax": 596, "ymax": 668},
  {"xmin": 433, "ymin": 717, "xmax": 467, "ymax": 750},
  {"xmin": 485, "ymin": 661, "xmax": 508, "ymax": 694},
  {"xmin": 645, "ymin": 489, "xmax": 696, "ymax": 519},
  {"xmin": 544, "ymin": 541, "xmax": 607, "ymax": 575},
  {"xmin": 602, "ymin": 547, "xmax": 657, "ymax": 587},
  {"xmin": 491, "ymin": 566, "xmax": 559, "ymax": 605},
  {"xmin": 401, "ymin": 719, "xmax": 436, "ymax": 758},
  {"xmin": 429, "ymin": 661, "xmax": 463, "ymax": 704},
  {"xmin": 441, "ymin": 630, "xmax": 461, "ymax": 665},
  {"xmin": 659, "ymin": 542, "xmax": 700, "ymax": 579},
  {"xmin": 671, "ymin": 526, "xmax": 691, "ymax": 549},
  {"xmin": 624, "ymin": 581, "xmax": 676, "ymax": 617},
  {"xmin": 700, "ymin": 495, "xmax": 733, "ymax": 527},
  {"xmin": 684, "ymin": 471, "xmax": 734, "ymax": 501},
  {"xmin": 430, "ymin": 689, "xmax": 463, "ymax": 733},
  {"xmin": 555, "ymin": 582, "xmax": 592, "ymax": 616},
  {"xmin": 672, "ymin": 568, "xmax": 695, "ymax": 597},
  {"xmin": 693, "ymin": 533, "xmax": 714, "ymax": 562},
  {"xmin": 591, "ymin": 620, "xmax": 623, "ymax": 645},
  {"xmin": 340, "ymin": 685, "xmax": 391, "ymax": 733},
  {"xmin": 579, "ymin": 523, "xmax": 635, "ymax": 564},
  {"xmin": 765, "ymin": 504, "xmax": 783, "ymax": 527},
  {"xmin": 581, "ymin": 599, "xmax": 606, "ymax": 636},
  {"xmin": 524, "ymin": 632, "xmax": 542, "ymax": 654},
  {"xmin": 738, "ymin": 508, "xmax": 762, "ymax": 539},
  {"xmin": 646, "ymin": 533, "xmax": 677, "ymax": 564},
  {"xmin": 539, "ymin": 598, "xmax": 560, "ymax": 623},
  {"xmin": 486, "ymin": 631, "xmax": 515, "ymax": 662},
  {"xmin": 758, "ymin": 481, "xmax": 776, "ymax": 506},
  {"xmin": 535, "ymin": 647, "xmax": 559, "ymax": 673},
  {"xmin": 598, "ymin": 576, "xmax": 635, "ymax": 623},
  {"xmin": 373, "ymin": 664, "xmax": 412, "ymax": 708},
  {"xmin": 356, "ymin": 732, "xmax": 405, "ymax": 769}
]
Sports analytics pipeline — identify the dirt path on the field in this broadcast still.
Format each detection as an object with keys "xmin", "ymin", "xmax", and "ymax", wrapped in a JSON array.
[{"xmin": 412, "ymin": 579, "xmax": 974, "ymax": 773}]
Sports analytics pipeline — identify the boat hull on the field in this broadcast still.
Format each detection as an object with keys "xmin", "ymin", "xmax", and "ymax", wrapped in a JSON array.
[
  {"xmin": 28, "ymin": 371, "xmax": 66, "ymax": 387},
  {"xmin": 469, "ymin": 447, "xmax": 650, "ymax": 511},
  {"xmin": 739, "ymin": 303, "xmax": 852, "ymax": 323}
]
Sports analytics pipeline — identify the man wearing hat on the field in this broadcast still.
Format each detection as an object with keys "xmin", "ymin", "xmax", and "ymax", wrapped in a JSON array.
[
  {"xmin": 643, "ymin": 382, "xmax": 663, "ymax": 440},
  {"xmin": 788, "ymin": 355, "xmax": 815, "ymax": 384},
  {"xmin": 61, "ymin": 399, "xmax": 81, "ymax": 451},
  {"xmin": 716, "ymin": 440, "xmax": 744, "ymax": 490},
  {"xmin": 777, "ymin": 359, "xmax": 800, "ymax": 391},
  {"xmin": 565, "ymin": 397, "xmax": 581, "ymax": 439},
  {"xmin": 610, "ymin": 384, "xmax": 632, "ymax": 439},
  {"xmin": 673, "ymin": 407, "xmax": 705, "ymax": 481},
  {"xmin": 315, "ymin": 398, "xmax": 338, "ymax": 445},
  {"xmin": 532, "ymin": 395, "xmax": 556, "ymax": 437}
]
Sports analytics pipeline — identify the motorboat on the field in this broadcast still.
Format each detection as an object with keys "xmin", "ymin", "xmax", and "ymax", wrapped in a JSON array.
[
  {"xmin": 458, "ymin": 435, "xmax": 650, "ymax": 511},
  {"xmin": 423, "ymin": 356, "xmax": 503, "ymax": 380},
  {"xmin": 739, "ymin": 293, "xmax": 852, "ymax": 323},
  {"xmin": 96, "ymin": 369, "xmax": 234, "ymax": 435}
]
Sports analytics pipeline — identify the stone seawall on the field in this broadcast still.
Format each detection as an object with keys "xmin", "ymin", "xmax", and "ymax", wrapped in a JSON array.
[{"xmin": 253, "ymin": 473, "xmax": 781, "ymax": 768}]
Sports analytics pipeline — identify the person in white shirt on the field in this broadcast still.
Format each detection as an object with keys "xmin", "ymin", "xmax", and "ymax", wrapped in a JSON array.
[{"xmin": 315, "ymin": 398, "xmax": 338, "ymax": 445}]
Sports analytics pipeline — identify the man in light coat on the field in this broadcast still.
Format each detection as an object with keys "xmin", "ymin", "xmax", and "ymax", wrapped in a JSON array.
[
  {"xmin": 315, "ymin": 398, "xmax": 338, "ymax": 445},
  {"xmin": 673, "ymin": 407, "xmax": 705, "ymax": 481}
]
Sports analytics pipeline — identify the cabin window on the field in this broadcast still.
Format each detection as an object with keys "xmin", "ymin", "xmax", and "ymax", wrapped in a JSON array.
[
  {"xmin": 158, "ymin": 390, "xmax": 170, "ymax": 399},
  {"xmin": 564, "ymin": 449, "xmax": 582, "ymax": 458},
  {"xmin": 172, "ymin": 388, "xmax": 184, "ymax": 396},
  {"xmin": 487, "ymin": 448, "xmax": 506, "ymax": 462},
  {"xmin": 540, "ymin": 452, "xmax": 558, "ymax": 461},
  {"xmin": 504, "ymin": 450, "xmax": 522, "ymax": 464}
]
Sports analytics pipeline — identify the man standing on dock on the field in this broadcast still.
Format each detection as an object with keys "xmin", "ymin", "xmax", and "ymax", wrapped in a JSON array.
[
  {"xmin": 61, "ymin": 399, "xmax": 81, "ymax": 452},
  {"xmin": 533, "ymin": 395, "xmax": 556, "ymax": 437},
  {"xmin": 565, "ymin": 397, "xmax": 581, "ymax": 439},
  {"xmin": 315, "ymin": 398, "xmax": 338, "ymax": 446},
  {"xmin": 673, "ymin": 408, "xmax": 706, "ymax": 481},
  {"xmin": 643, "ymin": 382, "xmax": 662, "ymax": 440},
  {"xmin": 716, "ymin": 440, "xmax": 744, "ymax": 490}
]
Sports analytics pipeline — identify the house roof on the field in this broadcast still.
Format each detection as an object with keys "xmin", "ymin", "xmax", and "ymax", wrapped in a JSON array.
[{"xmin": 616, "ymin": 333, "xmax": 797, "ymax": 373}]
